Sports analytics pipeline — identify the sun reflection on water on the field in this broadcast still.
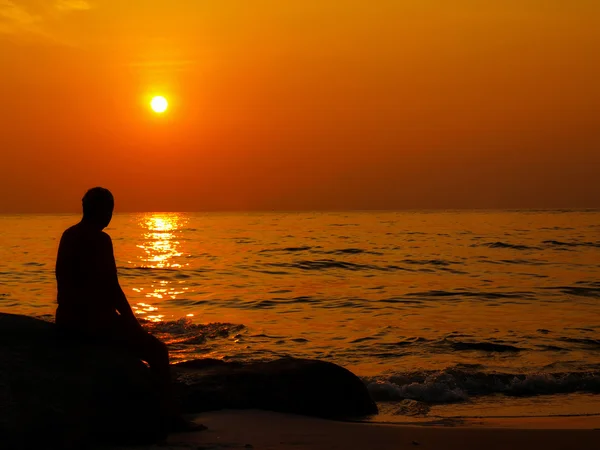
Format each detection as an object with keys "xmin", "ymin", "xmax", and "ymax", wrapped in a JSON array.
[
  {"xmin": 131, "ymin": 213, "xmax": 190, "ymax": 322},
  {"xmin": 137, "ymin": 214, "xmax": 184, "ymax": 269}
]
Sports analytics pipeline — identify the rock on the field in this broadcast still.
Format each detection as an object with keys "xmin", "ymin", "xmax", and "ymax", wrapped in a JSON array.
[
  {"xmin": 0, "ymin": 313, "xmax": 377, "ymax": 448},
  {"xmin": 0, "ymin": 313, "xmax": 169, "ymax": 448},
  {"xmin": 174, "ymin": 357, "xmax": 378, "ymax": 419}
]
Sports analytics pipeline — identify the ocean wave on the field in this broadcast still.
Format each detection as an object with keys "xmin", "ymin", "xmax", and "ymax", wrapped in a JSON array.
[
  {"xmin": 119, "ymin": 266, "xmax": 181, "ymax": 274},
  {"xmin": 537, "ymin": 345, "xmax": 568, "ymax": 352},
  {"xmin": 317, "ymin": 248, "xmax": 384, "ymax": 256},
  {"xmin": 496, "ymin": 258, "xmax": 548, "ymax": 266},
  {"xmin": 545, "ymin": 283, "xmax": 600, "ymax": 298},
  {"xmin": 350, "ymin": 336, "xmax": 377, "ymax": 344},
  {"xmin": 476, "ymin": 242, "xmax": 539, "ymax": 251},
  {"xmin": 401, "ymin": 259, "xmax": 457, "ymax": 267},
  {"xmin": 259, "ymin": 246, "xmax": 313, "ymax": 253},
  {"xmin": 365, "ymin": 367, "xmax": 600, "ymax": 404},
  {"xmin": 265, "ymin": 259, "xmax": 392, "ymax": 272},
  {"xmin": 393, "ymin": 399, "xmax": 433, "ymax": 417},
  {"xmin": 379, "ymin": 298, "xmax": 424, "ymax": 305},
  {"xmin": 405, "ymin": 290, "xmax": 533, "ymax": 300},
  {"xmin": 119, "ymin": 267, "xmax": 214, "ymax": 279},
  {"xmin": 558, "ymin": 337, "xmax": 600, "ymax": 348},
  {"xmin": 252, "ymin": 269, "xmax": 291, "ymax": 275},
  {"xmin": 543, "ymin": 240, "xmax": 600, "ymax": 249},
  {"xmin": 288, "ymin": 296, "xmax": 320, "ymax": 304},
  {"xmin": 263, "ymin": 260, "xmax": 474, "ymax": 273},
  {"xmin": 448, "ymin": 341, "xmax": 522, "ymax": 353},
  {"xmin": 368, "ymin": 379, "xmax": 467, "ymax": 403},
  {"xmin": 143, "ymin": 318, "xmax": 245, "ymax": 341},
  {"xmin": 349, "ymin": 337, "xmax": 527, "ymax": 357},
  {"xmin": 259, "ymin": 247, "xmax": 387, "ymax": 256}
]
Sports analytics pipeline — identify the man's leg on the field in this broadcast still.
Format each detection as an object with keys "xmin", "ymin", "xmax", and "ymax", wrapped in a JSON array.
[
  {"xmin": 128, "ymin": 330, "xmax": 206, "ymax": 432},
  {"xmin": 106, "ymin": 317, "xmax": 170, "ymax": 385}
]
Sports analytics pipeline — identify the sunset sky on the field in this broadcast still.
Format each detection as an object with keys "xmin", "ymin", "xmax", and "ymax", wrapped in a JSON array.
[{"xmin": 1, "ymin": 1, "xmax": 599, "ymax": 212}]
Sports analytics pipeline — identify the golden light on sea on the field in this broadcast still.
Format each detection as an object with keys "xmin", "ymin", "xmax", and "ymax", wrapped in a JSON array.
[
  {"xmin": 131, "ymin": 213, "xmax": 189, "ymax": 321},
  {"xmin": 137, "ymin": 214, "xmax": 183, "ymax": 269}
]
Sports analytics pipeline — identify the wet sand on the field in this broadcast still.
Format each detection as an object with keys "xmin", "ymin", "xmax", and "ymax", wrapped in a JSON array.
[{"xmin": 102, "ymin": 409, "xmax": 600, "ymax": 450}]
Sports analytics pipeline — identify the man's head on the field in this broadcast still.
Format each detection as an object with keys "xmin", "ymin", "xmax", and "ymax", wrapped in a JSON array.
[{"xmin": 82, "ymin": 187, "xmax": 114, "ymax": 229}]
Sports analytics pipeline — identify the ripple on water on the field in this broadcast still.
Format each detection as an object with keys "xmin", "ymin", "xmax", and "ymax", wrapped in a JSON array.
[{"xmin": 476, "ymin": 242, "xmax": 541, "ymax": 251}]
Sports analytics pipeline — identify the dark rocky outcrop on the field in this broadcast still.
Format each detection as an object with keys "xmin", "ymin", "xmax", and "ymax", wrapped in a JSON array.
[
  {"xmin": 0, "ymin": 313, "xmax": 377, "ymax": 448},
  {"xmin": 175, "ymin": 357, "xmax": 378, "ymax": 419},
  {"xmin": 0, "ymin": 313, "xmax": 169, "ymax": 449}
]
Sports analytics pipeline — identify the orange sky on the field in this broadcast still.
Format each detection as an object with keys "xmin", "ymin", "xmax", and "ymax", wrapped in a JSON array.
[{"xmin": 1, "ymin": 1, "xmax": 599, "ymax": 212}]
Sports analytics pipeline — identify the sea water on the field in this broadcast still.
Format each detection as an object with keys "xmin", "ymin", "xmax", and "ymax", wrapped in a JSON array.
[{"xmin": 1, "ymin": 211, "xmax": 599, "ymax": 421}]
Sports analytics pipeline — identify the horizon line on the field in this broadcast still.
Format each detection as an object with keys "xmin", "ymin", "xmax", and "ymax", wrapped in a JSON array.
[{"xmin": 1, "ymin": 207, "xmax": 599, "ymax": 215}]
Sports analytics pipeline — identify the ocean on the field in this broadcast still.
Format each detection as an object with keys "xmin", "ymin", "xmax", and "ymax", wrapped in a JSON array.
[{"xmin": 1, "ymin": 211, "xmax": 599, "ymax": 422}]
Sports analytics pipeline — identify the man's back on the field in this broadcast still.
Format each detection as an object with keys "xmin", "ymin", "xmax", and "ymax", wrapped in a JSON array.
[{"xmin": 56, "ymin": 222, "xmax": 119, "ymax": 332}]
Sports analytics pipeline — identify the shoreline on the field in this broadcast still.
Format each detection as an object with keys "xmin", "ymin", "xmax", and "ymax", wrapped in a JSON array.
[
  {"xmin": 369, "ymin": 409, "xmax": 600, "ymax": 429},
  {"xmin": 359, "ymin": 414, "xmax": 600, "ymax": 429},
  {"xmin": 99, "ymin": 409, "xmax": 600, "ymax": 450}
]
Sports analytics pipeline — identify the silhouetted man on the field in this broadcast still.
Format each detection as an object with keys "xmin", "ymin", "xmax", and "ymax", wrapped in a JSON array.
[{"xmin": 56, "ymin": 187, "xmax": 201, "ymax": 431}]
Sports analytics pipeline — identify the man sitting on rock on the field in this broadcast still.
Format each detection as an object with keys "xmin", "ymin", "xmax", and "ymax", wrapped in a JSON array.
[{"xmin": 55, "ymin": 187, "xmax": 203, "ymax": 432}]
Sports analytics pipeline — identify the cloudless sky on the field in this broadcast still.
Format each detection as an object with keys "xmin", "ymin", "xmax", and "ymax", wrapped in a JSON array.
[{"xmin": 1, "ymin": 1, "xmax": 599, "ymax": 212}]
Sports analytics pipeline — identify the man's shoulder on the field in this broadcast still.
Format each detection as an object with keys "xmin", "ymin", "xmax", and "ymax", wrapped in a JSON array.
[
  {"xmin": 61, "ymin": 224, "xmax": 112, "ymax": 244},
  {"xmin": 99, "ymin": 230, "xmax": 112, "ymax": 244},
  {"xmin": 60, "ymin": 224, "xmax": 79, "ymax": 241},
  {"xmin": 62, "ymin": 224, "xmax": 78, "ymax": 234}
]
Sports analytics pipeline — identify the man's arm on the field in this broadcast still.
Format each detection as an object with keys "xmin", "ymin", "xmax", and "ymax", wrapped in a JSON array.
[
  {"xmin": 114, "ymin": 284, "xmax": 144, "ymax": 331},
  {"xmin": 101, "ymin": 233, "xmax": 144, "ymax": 332}
]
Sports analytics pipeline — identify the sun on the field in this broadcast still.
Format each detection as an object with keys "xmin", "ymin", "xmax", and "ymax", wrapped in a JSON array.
[{"xmin": 150, "ymin": 96, "xmax": 168, "ymax": 113}]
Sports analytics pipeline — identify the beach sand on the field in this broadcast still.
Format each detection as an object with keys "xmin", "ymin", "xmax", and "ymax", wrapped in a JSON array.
[{"xmin": 99, "ymin": 410, "xmax": 600, "ymax": 450}]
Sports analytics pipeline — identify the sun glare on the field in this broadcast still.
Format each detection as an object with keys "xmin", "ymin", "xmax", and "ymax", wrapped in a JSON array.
[{"xmin": 150, "ymin": 96, "xmax": 168, "ymax": 113}]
